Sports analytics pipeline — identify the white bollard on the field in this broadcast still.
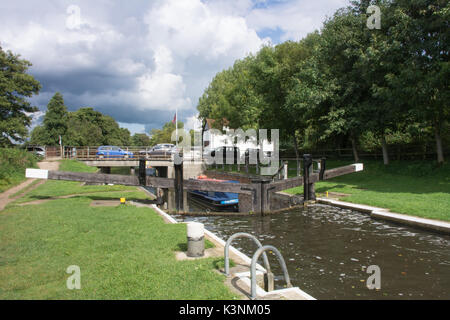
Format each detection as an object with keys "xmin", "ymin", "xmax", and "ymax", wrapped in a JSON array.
[
  {"xmin": 284, "ymin": 162, "xmax": 288, "ymax": 180},
  {"xmin": 187, "ymin": 222, "xmax": 205, "ymax": 257}
]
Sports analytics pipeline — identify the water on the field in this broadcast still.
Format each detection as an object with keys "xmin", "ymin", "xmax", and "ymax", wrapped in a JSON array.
[{"xmin": 174, "ymin": 204, "xmax": 450, "ymax": 300}]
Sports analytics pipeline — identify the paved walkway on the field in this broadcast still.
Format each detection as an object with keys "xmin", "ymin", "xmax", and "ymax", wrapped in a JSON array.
[{"xmin": 0, "ymin": 161, "xmax": 60, "ymax": 211}]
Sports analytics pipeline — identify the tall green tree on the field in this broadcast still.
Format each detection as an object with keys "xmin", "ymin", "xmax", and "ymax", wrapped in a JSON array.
[
  {"xmin": 31, "ymin": 104, "xmax": 132, "ymax": 147},
  {"xmin": 385, "ymin": 0, "xmax": 449, "ymax": 164},
  {"xmin": 197, "ymin": 56, "xmax": 263, "ymax": 130},
  {"xmin": 149, "ymin": 121, "xmax": 184, "ymax": 146},
  {"xmin": 131, "ymin": 133, "xmax": 151, "ymax": 146},
  {"xmin": 0, "ymin": 46, "xmax": 41, "ymax": 146},
  {"xmin": 42, "ymin": 92, "xmax": 68, "ymax": 145}
]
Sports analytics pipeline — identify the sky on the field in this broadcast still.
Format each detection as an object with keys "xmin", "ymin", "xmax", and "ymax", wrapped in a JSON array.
[{"xmin": 0, "ymin": 0, "xmax": 349, "ymax": 135}]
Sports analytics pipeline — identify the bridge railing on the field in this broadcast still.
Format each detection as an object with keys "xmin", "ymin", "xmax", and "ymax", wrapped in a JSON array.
[{"xmin": 62, "ymin": 146, "xmax": 203, "ymax": 162}]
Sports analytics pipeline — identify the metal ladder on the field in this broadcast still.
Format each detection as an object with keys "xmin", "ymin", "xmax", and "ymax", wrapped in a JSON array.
[
  {"xmin": 224, "ymin": 233, "xmax": 292, "ymax": 299},
  {"xmin": 250, "ymin": 245, "xmax": 292, "ymax": 300}
]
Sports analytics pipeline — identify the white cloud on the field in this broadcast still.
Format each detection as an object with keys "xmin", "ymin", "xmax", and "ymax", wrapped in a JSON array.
[
  {"xmin": 246, "ymin": 0, "xmax": 348, "ymax": 41},
  {"xmin": 185, "ymin": 114, "xmax": 203, "ymax": 131},
  {"xmin": 0, "ymin": 0, "xmax": 348, "ymax": 130},
  {"xmin": 144, "ymin": 0, "xmax": 265, "ymax": 60}
]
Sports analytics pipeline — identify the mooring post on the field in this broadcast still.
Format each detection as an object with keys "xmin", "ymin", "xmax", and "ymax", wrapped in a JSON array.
[
  {"xmin": 319, "ymin": 157, "xmax": 326, "ymax": 181},
  {"xmin": 187, "ymin": 222, "xmax": 204, "ymax": 257},
  {"xmin": 303, "ymin": 154, "xmax": 312, "ymax": 201},
  {"xmin": 174, "ymin": 162, "xmax": 184, "ymax": 213},
  {"xmin": 236, "ymin": 149, "xmax": 241, "ymax": 172},
  {"xmin": 251, "ymin": 178, "xmax": 271, "ymax": 215},
  {"xmin": 245, "ymin": 151, "xmax": 249, "ymax": 174},
  {"xmin": 284, "ymin": 161, "xmax": 288, "ymax": 180}
]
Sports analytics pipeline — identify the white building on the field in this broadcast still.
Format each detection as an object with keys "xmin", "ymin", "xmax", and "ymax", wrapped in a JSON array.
[{"xmin": 202, "ymin": 118, "xmax": 275, "ymax": 155}]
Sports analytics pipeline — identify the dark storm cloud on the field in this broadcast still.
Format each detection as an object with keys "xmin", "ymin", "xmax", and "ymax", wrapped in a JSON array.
[{"xmin": 1, "ymin": 0, "xmax": 347, "ymax": 131}]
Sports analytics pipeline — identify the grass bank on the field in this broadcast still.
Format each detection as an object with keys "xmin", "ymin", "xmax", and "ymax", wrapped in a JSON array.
[
  {"xmin": 0, "ymin": 148, "xmax": 38, "ymax": 193},
  {"xmin": 284, "ymin": 160, "xmax": 450, "ymax": 222},
  {"xmin": 0, "ymin": 197, "xmax": 236, "ymax": 299},
  {"xmin": 1, "ymin": 159, "xmax": 237, "ymax": 299},
  {"xmin": 13, "ymin": 160, "xmax": 142, "ymax": 205}
]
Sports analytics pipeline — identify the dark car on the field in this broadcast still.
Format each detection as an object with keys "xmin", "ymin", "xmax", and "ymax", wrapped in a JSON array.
[
  {"xmin": 96, "ymin": 146, "xmax": 134, "ymax": 159},
  {"xmin": 27, "ymin": 146, "xmax": 45, "ymax": 158},
  {"xmin": 140, "ymin": 144, "xmax": 178, "ymax": 157}
]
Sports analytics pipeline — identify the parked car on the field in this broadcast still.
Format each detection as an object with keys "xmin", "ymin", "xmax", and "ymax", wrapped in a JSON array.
[
  {"xmin": 96, "ymin": 146, "xmax": 134, "ymax": 159},
  {"xmin": 27, "ymin": 146, "xmax": 45, "ymax": 158},
  {"xmin": 140, "ymin": 144, "xmax": 178, "ymax": 157}
]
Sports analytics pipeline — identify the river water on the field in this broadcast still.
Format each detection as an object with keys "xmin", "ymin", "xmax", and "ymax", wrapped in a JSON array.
[{"xmin": 174, "ymin": 204, "xmax": 450, "ymax": 300}]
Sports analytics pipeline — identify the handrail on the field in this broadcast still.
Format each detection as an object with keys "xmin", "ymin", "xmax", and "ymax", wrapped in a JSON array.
[
  {"xmin": 270, "ymin": 161, "xmax": 286, "ymax": 180},
  {"xmin": 224, "ymin": 232, "xmax": 271, "ymax": 277},
  {"xmin": 250, "ymin": 245, "xmax": 292, "ymax": 300}
]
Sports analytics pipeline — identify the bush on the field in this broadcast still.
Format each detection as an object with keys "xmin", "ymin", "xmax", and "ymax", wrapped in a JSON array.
[{"xmin": 0, "ymin": 148, "xmax": 38, "ymax": 191}]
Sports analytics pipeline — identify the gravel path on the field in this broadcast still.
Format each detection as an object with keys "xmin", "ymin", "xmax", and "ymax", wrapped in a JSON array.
[{"xmin": 0, "ymin": 161, "xmax": 60, "ymax": 211}]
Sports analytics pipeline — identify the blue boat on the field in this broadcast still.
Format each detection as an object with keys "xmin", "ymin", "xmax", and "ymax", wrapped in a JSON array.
[{"xmin": 188, "ymin": 176, "xmax": 239, "ymax": 211}]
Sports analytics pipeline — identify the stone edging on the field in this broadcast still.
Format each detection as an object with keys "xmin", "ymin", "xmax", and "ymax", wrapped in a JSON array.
[{"xmin": 149, "ymin": 204, "xmax": 315, "ymax": 300}]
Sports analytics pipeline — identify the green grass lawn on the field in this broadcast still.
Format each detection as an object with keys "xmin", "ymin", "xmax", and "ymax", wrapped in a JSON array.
[
  {"xmin": 284, "ymin": 159, "xmax": 450, "ymax": 222},
  {"xmin": 1, "ymin": 159, "xmax": 237, "ymax": 299},
  {"xmin": 0, "ymin": 196, "xmax": 237, "ymax": 299},
  {"xmin": 13, "ymin": 160, "xmax": 140, "ymax": 205}
]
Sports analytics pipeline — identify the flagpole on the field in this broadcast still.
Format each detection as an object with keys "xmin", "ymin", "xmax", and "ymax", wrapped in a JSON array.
[{"xmin": 176, "ymin": 108, "xmax": 178, "ymax": 148}]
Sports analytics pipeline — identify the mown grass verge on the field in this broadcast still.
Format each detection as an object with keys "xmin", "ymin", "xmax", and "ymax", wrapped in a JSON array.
[
  {"xmin": 12, "ymin": 160, "xmax": 140, "ymax": 205},
  {"xmin": 283, "ymin": 159, "xmax": 450, "ymax": 222},
  {"xmin": 0, "ymin": 196, "xmax": 237, "ymax": 299},
  {"xmin": 1, "ymin": 159, "xmax": 236, "ymax": 299}
]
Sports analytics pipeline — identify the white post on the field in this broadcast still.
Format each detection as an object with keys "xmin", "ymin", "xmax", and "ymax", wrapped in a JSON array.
[
  {"xmin": 187, "ymin": 222, "xmax": 204, "ymax": 257},
  {"xmin": 284, "ymin": 161, "xmax": 288, "ymax": 180}
]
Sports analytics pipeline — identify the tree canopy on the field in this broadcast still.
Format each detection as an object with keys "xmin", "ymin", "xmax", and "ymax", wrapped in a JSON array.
[
  {"xmin": 196, "ymin": 0, "xmax": 449, "ymax": 164},
  {"xmin": 0, "ymin": 46, "xmax": 41, "ymax": 147},
  {"xmin": 30, "ymin": 96, "xmax": 134, "ymax": 147}
]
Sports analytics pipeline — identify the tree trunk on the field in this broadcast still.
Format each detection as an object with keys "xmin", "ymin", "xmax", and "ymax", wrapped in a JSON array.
[
  {"xmin": 434, "ymin": 120, "xmax": 444, "ymax": 165},
  {"xmin": 350, "ymin": 135, "xmax": 360, "ymax": 162},
  {"xmin": 381, "ymin": 135, "xmax": 389, "ymax": 165}
]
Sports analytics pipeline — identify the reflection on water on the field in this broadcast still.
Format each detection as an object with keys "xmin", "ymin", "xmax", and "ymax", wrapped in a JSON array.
[{"xmin": 174, "ymin": 204, "xmax": 450, "ymax": 300}]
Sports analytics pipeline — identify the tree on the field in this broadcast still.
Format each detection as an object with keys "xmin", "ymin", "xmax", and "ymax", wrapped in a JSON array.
[
  {"xmin": 386, "ymin": 0, "xmax": 449, "ymax": 164},
  {"xmin": 64, "ymin": 109, "xmax": 103, "ymax": 146},
  {"xmin": 0, "ymin": 46, "xmax": 41, "ymax": 146},
  {"xmin": 31, "ymin": 104, "xmax": 132, "ymax": 147},
  {"xmin": 197, "ymin": 56, "xmax": 263, "ymax": 130},
  {"xmin": 149, "ymin": 121, "xmax": 184, "ymax": 146},
  {"xmin": 131, "ymin": 133, "xmax": 151, "ymax": 146},
  {"xmin": 31, "ymin": 92, "xmax": 69, "ymax": 146},
  {"xmin": 43, "ymin": 92, "xmax": 69, "ymax": 145}
]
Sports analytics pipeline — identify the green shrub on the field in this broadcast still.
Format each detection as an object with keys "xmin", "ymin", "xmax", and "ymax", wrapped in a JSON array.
[{"xmin": 0, "ymin": 148, "xmax": 38, "ymax": 192}]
